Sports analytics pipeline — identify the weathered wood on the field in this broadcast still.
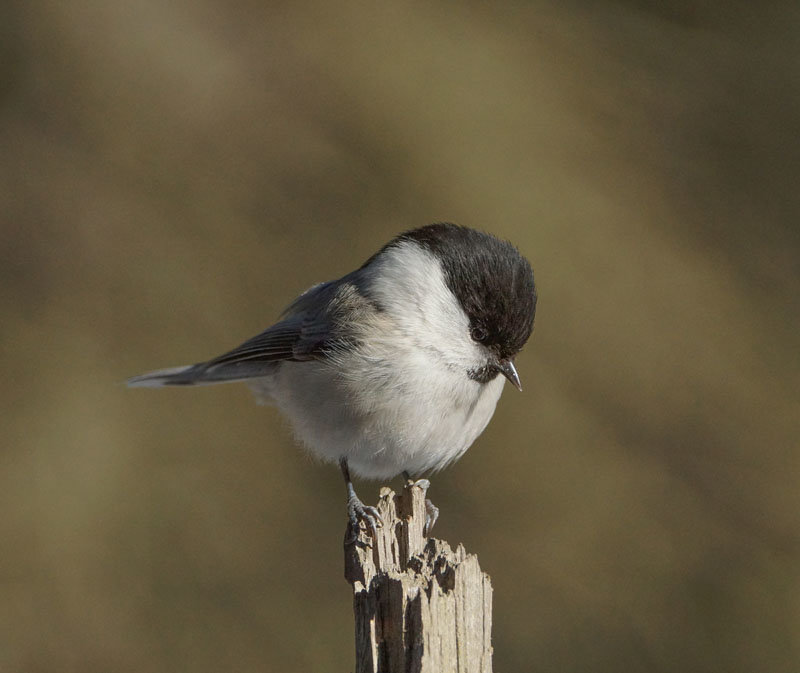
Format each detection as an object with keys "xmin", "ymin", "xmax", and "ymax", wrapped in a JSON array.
[{"xmin": 344, "ymin": 484, "xmax": 493, "ymax": 673}]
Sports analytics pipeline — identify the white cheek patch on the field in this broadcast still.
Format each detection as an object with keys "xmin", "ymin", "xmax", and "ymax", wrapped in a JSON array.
[{"xmin": 362, "ymin": 242, "xmax": 484, "ymax": 369}]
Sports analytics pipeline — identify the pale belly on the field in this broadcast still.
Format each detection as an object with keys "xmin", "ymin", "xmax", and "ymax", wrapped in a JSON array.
[{"xmin": 249, "ymin": 359, "xmax": 506, "ymax": 480}]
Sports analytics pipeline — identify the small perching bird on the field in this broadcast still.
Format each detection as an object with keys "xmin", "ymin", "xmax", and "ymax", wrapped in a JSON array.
[{"xmin": 128, "ymin": 223, "xmax": 537, "ymax": 538}]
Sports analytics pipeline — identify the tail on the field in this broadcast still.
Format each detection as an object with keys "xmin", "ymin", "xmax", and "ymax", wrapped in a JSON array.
[
  {"xmin": 126, "ymin": 364, "xmax": 209, "ymax": 387},
  {"xmin": 126, "ymin": 362, "xmax": 275, "ymax": 388}
]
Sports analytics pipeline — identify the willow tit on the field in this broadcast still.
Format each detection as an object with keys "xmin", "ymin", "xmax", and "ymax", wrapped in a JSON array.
[{"xmin": 128, "ymin": 223, "xmax": 537, "ymax": 538}]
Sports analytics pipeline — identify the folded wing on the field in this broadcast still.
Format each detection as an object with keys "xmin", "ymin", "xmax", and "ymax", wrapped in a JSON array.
[{"xmin": 127, "ymin": 280, "xmax": 340, "ymax": 387}]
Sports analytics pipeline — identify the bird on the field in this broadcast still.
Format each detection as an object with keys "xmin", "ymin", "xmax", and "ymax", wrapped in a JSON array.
[{"xmin": 128, "ymin": 223, "xmax": 537, "ymax": 539}]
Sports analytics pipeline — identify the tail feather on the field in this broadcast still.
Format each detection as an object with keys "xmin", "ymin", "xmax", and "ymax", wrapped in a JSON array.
[
  {"xmin": 126, "ymin": 365, "xmax": 205, "ymax": 387},
  {"xmin": 126, "ymin": 361, "xmax": 278, "ymax": 387}
]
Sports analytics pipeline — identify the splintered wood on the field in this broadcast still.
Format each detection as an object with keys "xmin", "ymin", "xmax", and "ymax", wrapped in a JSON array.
[{"xmin": 344, "ymin": 484, "xmax": 493, "ymax": 673}]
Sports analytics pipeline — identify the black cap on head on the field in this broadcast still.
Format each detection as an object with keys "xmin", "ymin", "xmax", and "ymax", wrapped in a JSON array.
[{"xmin": 393, "ymin": 223, "xmax": 537, "ymax": 360}]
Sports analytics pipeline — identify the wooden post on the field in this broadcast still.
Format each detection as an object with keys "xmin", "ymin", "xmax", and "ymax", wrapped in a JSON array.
[{"xmin": 344, "ymin": 484, "xmax": 493, "ymax": 673}]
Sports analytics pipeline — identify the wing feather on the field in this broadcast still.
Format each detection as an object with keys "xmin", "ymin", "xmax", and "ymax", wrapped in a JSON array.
[{"xmin": 127, "ymin": 279, "xmax": 360, "ymax": 387}]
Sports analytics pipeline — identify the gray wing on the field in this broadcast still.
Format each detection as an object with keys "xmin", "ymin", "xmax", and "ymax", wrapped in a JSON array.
[
  {"xmin": 127, "ymin": 280, "xmax": 343, "ymax": 387},
  {"xmin": 206, "ymin": 281, "xmax": 339, "ymax": 365}
]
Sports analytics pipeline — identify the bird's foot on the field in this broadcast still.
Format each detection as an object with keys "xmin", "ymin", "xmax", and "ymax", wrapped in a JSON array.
[
  {"xmin": 423, "ymin": 498, "xmax": 439, "ymax": 537},
  {"xmin": 345, "ymin": 494, "xmax": 383, "ymax": 545},
  {"xmin": 405, "ymin": 478, "xmax": 439, "ymax": 536}
]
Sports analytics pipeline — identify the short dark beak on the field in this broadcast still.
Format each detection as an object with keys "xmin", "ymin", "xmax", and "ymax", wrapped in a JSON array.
[{"xmin": 498, "ymin": 359, "xmax": 522, "ymax": 391}]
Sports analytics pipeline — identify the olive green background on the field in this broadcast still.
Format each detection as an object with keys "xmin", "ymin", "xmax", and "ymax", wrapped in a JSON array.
[{"xmin": 2, "ymin": 1, "xmax": 798, "ymax": 671}]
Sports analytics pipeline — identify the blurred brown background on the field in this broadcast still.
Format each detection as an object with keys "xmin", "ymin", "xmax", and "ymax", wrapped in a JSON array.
[{"xmin": 2, "ymin": 1, "xmax": 798, "ymax": 671}]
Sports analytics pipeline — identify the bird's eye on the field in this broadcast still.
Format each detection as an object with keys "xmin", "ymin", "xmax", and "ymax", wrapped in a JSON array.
[{"xmin": 470, "ymin": 325, "xmax": 489, "ymax": 343}]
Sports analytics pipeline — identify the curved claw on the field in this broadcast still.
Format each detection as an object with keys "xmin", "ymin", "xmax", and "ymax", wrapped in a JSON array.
[
  {"xmin": 346, "ymin": 496, "xmax": 383, "ymax": 544},
  {"xmin": 405, "ymin": 478, "xmax": 438, "ymax": 536},
  {"xmin": 423, "ymin": 499, "xmax": 439, "ymax": 536}
]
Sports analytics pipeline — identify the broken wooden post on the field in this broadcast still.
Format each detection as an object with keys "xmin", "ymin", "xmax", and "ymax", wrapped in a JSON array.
[{"xmin": 344, "ymin": 483, "xmax": 493, "ymax": 673}]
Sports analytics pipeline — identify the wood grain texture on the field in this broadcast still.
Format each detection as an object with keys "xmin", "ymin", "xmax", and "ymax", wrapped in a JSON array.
[{"xmin": 345, "ymin": 484, "xmax": 493, "ymax": 673}]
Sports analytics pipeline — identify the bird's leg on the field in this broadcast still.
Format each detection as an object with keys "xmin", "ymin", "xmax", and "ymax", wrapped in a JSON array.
[
  {"xmin": 402, "ymin": 471, "xmax": 439, "ymax": 536},
  {"xmin": 341, "ymin": 458, "xmax": 382, "ymax": 544}
]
